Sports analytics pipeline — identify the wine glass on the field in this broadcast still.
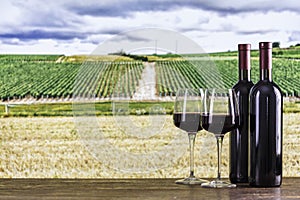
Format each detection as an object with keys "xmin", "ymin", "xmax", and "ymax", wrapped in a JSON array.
[
  {"xmin": 201, "ymin": 88, "xmax": 239, "ymax": 188},
  {"xmin": 173, "ymin": 88, "xmax": 208, "ymax": 185}
]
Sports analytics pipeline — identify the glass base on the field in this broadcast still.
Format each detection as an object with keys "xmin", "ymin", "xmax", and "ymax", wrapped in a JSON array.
[
  {"xmin": 201, "ymin": 180, "xmax": 236, "ymax": 188},
  {"xmin": 175, "ymin": 176, "xmax": 208, "ymax": 185}
]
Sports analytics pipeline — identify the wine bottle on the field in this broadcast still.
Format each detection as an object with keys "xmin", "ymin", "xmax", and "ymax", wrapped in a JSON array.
[
  {"xmin": 249, "ymin": 42, "xmax": 282, "ymax": 187},
  {"xmin": 230, "ymin": 44, "xmax": 253, "ymax": 184}
]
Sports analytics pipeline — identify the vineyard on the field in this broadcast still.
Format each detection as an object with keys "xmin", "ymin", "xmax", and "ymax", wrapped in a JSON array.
[
  {"xmin": 0, "ymin": 53, "xmax": 299, "ymax": 101},
  {"xmin": 73, "ymin": 61, "xmax": 144, "ymax": 98},
  {"xmin": 156, "ymin": 58, "xmax": 300, "ymax": 97},
  {"xmin": 0, "ymin": 59, "xmax": 80, "ymax": 99},
  {"xmin": 0, "ymin": 55, "xmax": 144, "ymax": 100}
]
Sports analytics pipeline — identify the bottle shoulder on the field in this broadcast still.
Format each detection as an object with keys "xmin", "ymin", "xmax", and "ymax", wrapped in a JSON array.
[
  {"xmin": 233, "ymin": 80, "xmax": 254, "ymax": 94},
  {"xmin": 250, "ymin": 80, "xmax": 282, "ymax": 97}
]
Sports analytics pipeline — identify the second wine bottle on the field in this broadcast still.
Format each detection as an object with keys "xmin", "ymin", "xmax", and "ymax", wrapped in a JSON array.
[{"xmin": 249, "ymin": 42, "xmax": 282, "ymax": 187}]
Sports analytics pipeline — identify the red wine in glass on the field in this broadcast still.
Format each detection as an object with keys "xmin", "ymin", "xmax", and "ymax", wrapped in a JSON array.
[
  {"xmin": 201, "ymin": 114, "xmax": 239, "ymax": 137},
  {"xmin": 173, "ymin": 88, "xmax": 208, "ymax": 185},
  {"xmin": 201, "ymin": 88, "xmax": 239, "ymax": 188},
  {"xmin": 173, "ymin": 112, "xmax": 202, "ymax": 133}
]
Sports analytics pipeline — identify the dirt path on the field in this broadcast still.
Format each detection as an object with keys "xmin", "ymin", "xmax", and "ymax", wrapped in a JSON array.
[{"xmin": 132, "ymin": 62, "xmax": 157, "ymax": 100}]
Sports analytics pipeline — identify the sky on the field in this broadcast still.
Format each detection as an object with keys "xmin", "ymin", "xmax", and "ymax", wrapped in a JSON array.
[{"xmin": 0, "ymin": 0, "xmax": 300, "ymax": 55}]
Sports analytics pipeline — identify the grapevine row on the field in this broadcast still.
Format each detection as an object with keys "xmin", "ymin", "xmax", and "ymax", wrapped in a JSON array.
[
  {"xmin": 0, "ymin": 56, "xmax": 299, "ymax": 100},
  {"xmin": 155, "ymin": 58, "xmax": 300, "ymax": 97},
  {"xmin": 0, "ymin": 60, "xmax": 144, "ymax": 100}
]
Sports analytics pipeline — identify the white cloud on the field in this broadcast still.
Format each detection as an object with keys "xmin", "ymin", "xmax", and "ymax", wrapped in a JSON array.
[
  {"xmin": 0, "ymin": 39, "xmax": 96, "ymax": 55},
  {"xmin": 0, "ymin": 1, "xmax": 23, "ymax": 29},
  {"xmin": 0, "ymin": 0, "xmax": 300, "ymax": 54}
]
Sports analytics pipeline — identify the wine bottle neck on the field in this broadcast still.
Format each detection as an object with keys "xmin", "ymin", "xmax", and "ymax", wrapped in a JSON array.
[
  {"xmin": 239, "ymin": 69, "xmax": 251, "ymax": 81},
  {"xmin": 260, "ymin": 69, "xmax": 272, "ymax": 81}
]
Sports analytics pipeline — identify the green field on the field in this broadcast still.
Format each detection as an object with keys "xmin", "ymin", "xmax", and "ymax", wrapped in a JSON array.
[
  {"xmin": 0, "ymin": 101, "xmax": 175, "ymax": 117},
  {"xmin": 0, "ymin": 100, "xmax": 299, "ymax": 117}
]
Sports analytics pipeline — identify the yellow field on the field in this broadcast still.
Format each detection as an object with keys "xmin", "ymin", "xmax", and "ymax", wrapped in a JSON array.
[{"xmin": 0, "ymin": 114, "xmax": 299, "ymax": 178}]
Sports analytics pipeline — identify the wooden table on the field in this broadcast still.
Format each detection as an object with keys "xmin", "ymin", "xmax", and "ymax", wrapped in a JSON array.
[{"xmin": 0, "ymin": 178, "xmax": 299, "ymax": 199}]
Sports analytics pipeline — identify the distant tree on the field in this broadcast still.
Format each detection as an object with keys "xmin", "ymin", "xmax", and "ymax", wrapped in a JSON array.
[
  {"xmin": 273, "ymin": 42, "xmax": 280, "ymax": 48},
  {"xmin": 109, "ymin": 49, "xmax": 126, "ymax": 56},
  {"xmin": 295, "ymin": 43, "xmax": 300, "ymax": 47}
]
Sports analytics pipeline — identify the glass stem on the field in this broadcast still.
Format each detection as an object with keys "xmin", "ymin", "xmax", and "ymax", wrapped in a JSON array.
[
  {"xmin": 216, "ymin": 136, "xmax": 224, "ymax": 181},
  {"xmin": 188, "ymin": 132, "xmax": 196, "ymax": 178}
]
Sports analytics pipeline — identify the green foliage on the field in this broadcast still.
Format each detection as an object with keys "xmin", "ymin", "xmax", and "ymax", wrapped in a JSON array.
[
  {"xmin": 273, "ymin": 42, "xmax": 280, "ymax": 48},
  {"xmin": 0, "ymin": 51, "xmax": 299, "ymax": 103},
  {"xmin": 73, "ymin": 61, "xmax": 144, "ymax": 98},
  {"xmin": 0, "ymin": 60, "xmax": 80, "ymax": 100},
  {"xmin": 0, "ymin": 58, "xmax": 144, "ymax": 100},
  {"xmin": 0, "ymin": 100, "xmax": 297, "ymax": 117},
  {"xmin": 155, "ymin": 58, "xmax": 300, "ymax": 97},
  {"xmin": 0, "ymin": 54, "xmax": 63, "ymax": 62},
  {"xmin": 210, "ymin": 46, "xmax": 300, "ymax": 59},
  {"xmin": 272, "ymin": 47, "xmax": 300, "ymax": 58},
  {"xmin": 0, "ymin": 101, "xmax": 174, "ymax": 117}
]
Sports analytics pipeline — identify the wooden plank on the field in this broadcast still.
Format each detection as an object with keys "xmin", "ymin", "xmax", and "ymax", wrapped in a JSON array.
[{"xmin": 0, "ymin": 178, "xmax": 299, "ymax": 199}]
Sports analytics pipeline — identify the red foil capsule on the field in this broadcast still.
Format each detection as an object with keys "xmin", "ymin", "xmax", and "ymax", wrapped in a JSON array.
[
  {"xmin": 259, "ymin": 42, "xmax": 272, "ymax": 70},
  {"xmin": 238, "ymin": 44, "xmax": 251, "ymax": 70}
]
